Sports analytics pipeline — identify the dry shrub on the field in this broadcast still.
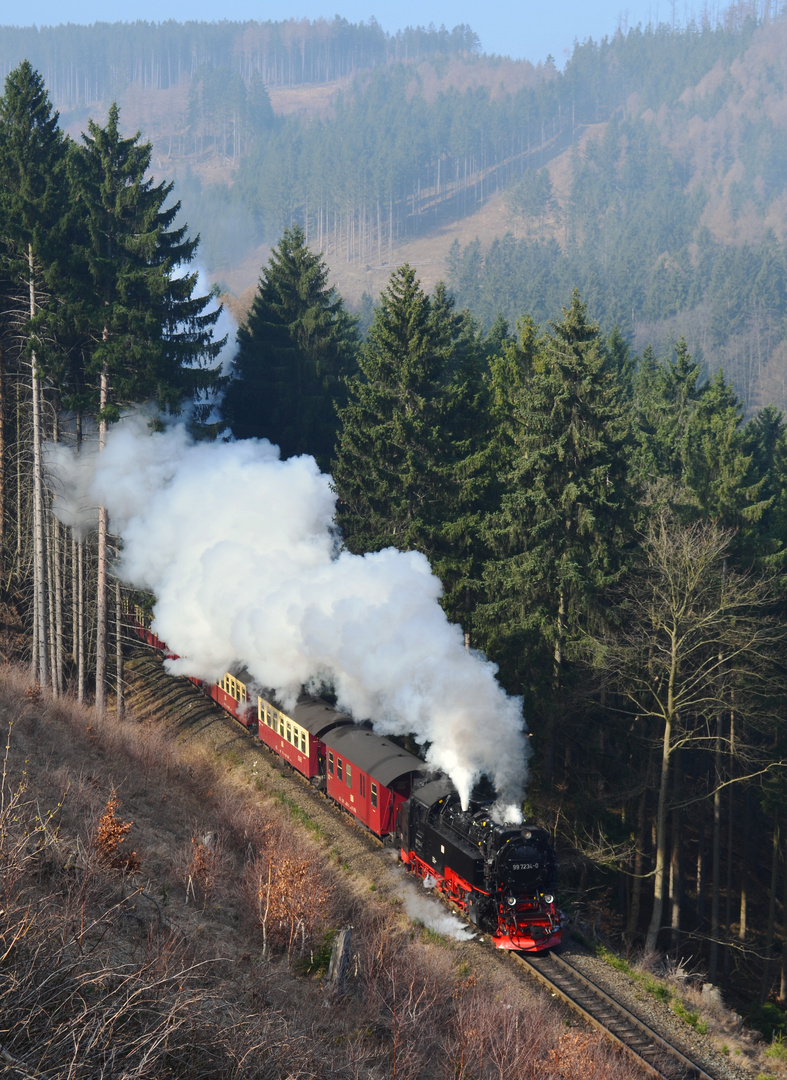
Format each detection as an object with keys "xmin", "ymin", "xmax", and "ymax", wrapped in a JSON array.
[
  {"xmin": 93, "ymin": 789, "xmax": 141, "ymax": 873},
  {"xmin": 444, "ymin": 984, "xmax": 562, "ymax": 1080},
  {"xmin": 360, "ymin": 926, "xmax": 456, "ymax": 1080},
  {"xmin": 182, "ymin": 830, "xmax": 232, "ymax": 908},
  {"xmin": 247, "ymin": 846, "xmax": 334, "ymax": 958},
  {"xmin": 25, "ymin": 682, "xmax": 41, "ymax": 704},
  {"xmin": 545, "ymin": 1030, "xmax": 631, "ymax": 1079},
  {"xmin": 242, "ymin": 820, "xmax": 335, "ymax": 958}
]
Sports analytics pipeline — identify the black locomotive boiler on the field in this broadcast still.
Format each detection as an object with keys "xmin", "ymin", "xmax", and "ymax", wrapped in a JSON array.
[{"xmin": 398, "ymin": 777, "xmax": 561, "ymax": 950}]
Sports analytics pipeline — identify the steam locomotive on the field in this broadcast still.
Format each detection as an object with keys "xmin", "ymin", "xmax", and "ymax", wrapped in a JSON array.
[{"xmin": 126, "ymin": 603, "xmax": 562, "ymax": 952}]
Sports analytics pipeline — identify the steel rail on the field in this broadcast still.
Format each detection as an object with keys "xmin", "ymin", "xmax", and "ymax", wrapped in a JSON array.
[{"xmin": 516, "ymin": 950, "xmax": 719, "ymax": 1080}]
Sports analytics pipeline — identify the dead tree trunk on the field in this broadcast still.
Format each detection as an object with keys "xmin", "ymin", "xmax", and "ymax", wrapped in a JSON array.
[
  {"xmin": 115, "ymin": 579, "xmax": 123, "ymax": 719},
  {"xmin": 95, "ymin": 366, "xmax": 108, "ymax": 716},
  {"xmin": 29, "ymin": 245, "xmax": 48, "ymax": 687}
]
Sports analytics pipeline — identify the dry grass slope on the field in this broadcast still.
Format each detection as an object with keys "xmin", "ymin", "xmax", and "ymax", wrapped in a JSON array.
[{"xmin": 0, "ymin": 656, "xmax": 636, "ymax": 1079}]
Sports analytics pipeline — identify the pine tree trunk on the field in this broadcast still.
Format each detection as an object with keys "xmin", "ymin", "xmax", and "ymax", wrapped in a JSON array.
[
  {"xmin": 95, "ymin": 365, "xmax": 109, "ymax": 716},
  {"xmin": 626, "ymin": 779, "xmax": 650, "ymax": 943},
  {"xmin": 52, "ymin": 515, "xmax": 64, "ymax": 696},
  {"xmin": 51, "ymin": 414, "xmax": 64, "ymax": 696},
  {"xmin": 696, "ymin": 820, "xmax": 706, "ymax": 930},
  {"xmin": 115, "ymin": 579, "xmax": 123, "ymax": 719},
  {"xmin": 709, "ymin": 713, "xmax": 724, "ymax": 982},
  {"xmin": 761, "ymin": 818, "xmax": 780, "ymax": 1002},
  {"xmin": 29, "ymin": 245, "xmax": 48, "ymax": 687},
  {"xmin": 724, "ymin": 714, "xmax": 735, "ymax": 977},
  {"xmin": 77, "ymin": 535, "xmax": 85, "ymax": 704},
  {"xmin": 646, "ymin": 626, "xmax": 679, "ymax": 953},
  {"xmin": 71, "ymin": 532, "xmax": 78, "ymax": 676},
  {"xmin": 646, "ymin": 710, "xmax": 673, "ymax": 952},
  {"xmin": 45, "ymin": 511, "xmax": 57, "ymax": 697},
  {"xmin": 739, "ymin": 786, "xmax": 750, "ymax": 941}
]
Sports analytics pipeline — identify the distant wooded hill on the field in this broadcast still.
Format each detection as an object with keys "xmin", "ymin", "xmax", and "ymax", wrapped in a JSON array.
[{"xmin": 4, "ymin": 4, "xmax": 787, "ymax": 409}]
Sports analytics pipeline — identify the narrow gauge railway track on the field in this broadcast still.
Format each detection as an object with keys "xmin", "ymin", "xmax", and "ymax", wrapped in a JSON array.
[{"xmin": 516, "ymin": 951, "xmax": 718, "ymax": 1080}]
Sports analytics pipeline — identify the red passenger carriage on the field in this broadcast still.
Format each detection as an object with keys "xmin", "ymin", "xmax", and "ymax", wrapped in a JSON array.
[
  {"xmin": 321, "ymin": 725, "xmax": 424, "ymax": 836},
  {"xmin": 257, "ymin": 694, "xmax": 353, "ymax": 781}
]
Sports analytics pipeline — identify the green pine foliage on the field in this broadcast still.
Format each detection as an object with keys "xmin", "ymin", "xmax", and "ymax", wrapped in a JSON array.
[
  {"xmin": 222, "ymin": 225, "xmax": 358, "ymax": 469},
  {"xmin": 67, "ymin": 103, "xmax": 223, "ymax": 423},
  {"xmin": 475, "ymin": 292, "xmax": 635, "ymax": 698},
  {"xmin": 632, "ymin": 341, "xmax": 771, "ymax": 557},
  {"xmin": 332, "ymin": 265, "xmax": 487, "ymax": 620},
  {"xmin": 0, "ymin": 60, "xmax": 69, "ymax": 350}
]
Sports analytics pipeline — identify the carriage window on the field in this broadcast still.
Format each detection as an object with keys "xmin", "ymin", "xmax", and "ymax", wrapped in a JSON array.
[
  {"xmin": 300, "ymin": 732, "xmax": 306, "ymax": 753},
  {"xmin": 286, "ymin": 722, "xmax": 292, "ymax": 743},
  {"xmin": 346, "ymin": 763, "xmax": 352, "ymax": 789},
  {"xmin": 360, "ymin": 774, "xmax": 365, "ymax": 798},
  {"xmin": 371, "ymin": 782, "xmax": 378, "ymax": 809},
  {"xmin": 337, "ymin": 757, "xmax": 343, "ymax": 781},
  {"xmin": 328, "ymin": 752, "xmax": 334, "ymax": 775}
]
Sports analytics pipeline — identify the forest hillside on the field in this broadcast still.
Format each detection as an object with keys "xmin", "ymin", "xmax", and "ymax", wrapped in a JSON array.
[{"xmin": 3, "ymin": 4, "xmax": 787, "ymax": 408}]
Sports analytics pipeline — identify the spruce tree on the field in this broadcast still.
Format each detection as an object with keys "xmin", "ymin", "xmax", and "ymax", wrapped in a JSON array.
[
  {"xmin": 0, "ymin": 61, "xmax": 69, "ymax": 687},
  {"xmin": 69, "ymin": 103, "xmax": 224, "ymax": 714},
  {"xmin": 333, "ymin": 264, "xmax": 482, "ymax": 618},
  {"xmin": 223, "ymin": 225, "xmax": 357, "ymax": 470},
  {"xmin": 633, "ymin": 342, "xmax": 768, "ymax": 553},
  {"xmin": 478, "ymin": 292, "xmax": 634, "ymax": 703},
  {"xmin": 70, "ymin": 103, "xmax": 223, "ymax": 420}
]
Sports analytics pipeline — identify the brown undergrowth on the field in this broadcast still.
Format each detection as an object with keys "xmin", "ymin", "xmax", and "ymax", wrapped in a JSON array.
[{"xmin": 0, "ymin": 661, "xmax": 635, "ymax": 1079}]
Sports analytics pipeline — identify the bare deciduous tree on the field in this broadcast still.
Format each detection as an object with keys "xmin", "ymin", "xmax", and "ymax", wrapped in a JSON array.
[{"xmin": 594, "ymin": 512, "xmax": 786, "ymax": 953}]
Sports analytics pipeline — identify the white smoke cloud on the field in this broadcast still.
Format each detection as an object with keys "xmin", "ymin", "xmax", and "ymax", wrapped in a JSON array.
[
  {"xmin": 183, "ymin": 266, "xmax": 239, "ymax": 425},
  {"xmin": 46, "ymin": 414, "xmax": 530, "ymax": 814}
]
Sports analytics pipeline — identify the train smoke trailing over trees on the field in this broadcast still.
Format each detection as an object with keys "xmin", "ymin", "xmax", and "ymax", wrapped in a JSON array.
[{"xmin": 46, "ymin": 415, "xmax": 530, "ymax": 816}]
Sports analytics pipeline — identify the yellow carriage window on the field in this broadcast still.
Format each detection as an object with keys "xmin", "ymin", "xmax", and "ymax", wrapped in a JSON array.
[
  {"xmin": 300, "ymin": 732, "xmax": 306, "ymax": 753},
  {"xmin": 286, "ymin": 722, "xmax": 292, "ymax": 743}
]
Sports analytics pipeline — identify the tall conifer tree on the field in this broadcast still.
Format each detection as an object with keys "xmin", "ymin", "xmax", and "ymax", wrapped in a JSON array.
[
  {"xmin": 223, "ymin": 225, "xmax": 357, "ymax": 470},
  {"xmin": 69, "ymin": 103, "xmax": 223, "ymax": 714},
  {"xmin": 333, "ymin": 264, "xmax": 483, "ymax": 619},
  {"xmin": 0, "ymin": 61, "xmax": 69, "ymax": 687},
  {"xmin": 478, "ymin": 292, "xmax": 634, "ymax": 706}
]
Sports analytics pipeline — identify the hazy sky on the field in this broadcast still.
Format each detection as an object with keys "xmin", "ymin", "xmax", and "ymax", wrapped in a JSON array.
[{"xmin": 9, "ymin": 0, "xmax": 677, "ymax": 66}]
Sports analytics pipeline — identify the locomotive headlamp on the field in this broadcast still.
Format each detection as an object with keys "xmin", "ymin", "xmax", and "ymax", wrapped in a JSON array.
[
  {"xmin": 544, "ymin": 894, "xmax": 554, "ymax": 904},
  {"xmin": 506, "ymin": 895, "xmax": 517, "ymax": 907}
]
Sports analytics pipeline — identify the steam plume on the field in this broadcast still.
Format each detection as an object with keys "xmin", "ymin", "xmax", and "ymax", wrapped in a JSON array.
[{"xmin": 47, "ymin": 415, "xmax": 530, "ymax": 815}]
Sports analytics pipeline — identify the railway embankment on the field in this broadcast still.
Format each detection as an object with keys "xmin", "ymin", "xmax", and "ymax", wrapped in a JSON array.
[{"xmin": 1, "ymin": 651, "xmax": 636, "ymax": 1079}]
